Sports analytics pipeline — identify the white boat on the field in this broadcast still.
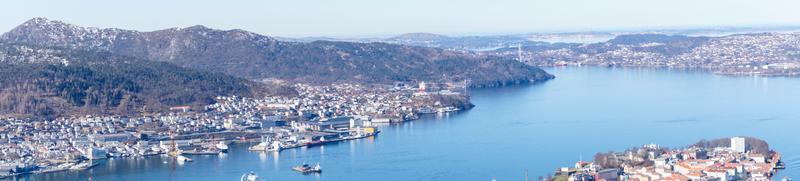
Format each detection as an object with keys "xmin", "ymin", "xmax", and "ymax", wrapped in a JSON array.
[
  {"xmin": 249, "ymin": 136, "xmax": 282, "ymax": 152},
  {"xmin": 241, "ymin": 172, "xmax": 258, "ymax": 181},
  {"xmin": 216, "ymin": 141, "xmax": 229, "ymax": 153},
  {"xmin": 783, "ymin": 176, "xmax": 792, "ymax": 181},
  {"xmin": 176, "ymin": 155, "xmax": 193, "ymax": 162}
]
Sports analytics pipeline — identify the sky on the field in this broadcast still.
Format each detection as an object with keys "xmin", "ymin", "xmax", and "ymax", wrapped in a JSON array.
[{"xmin": 1, "ymin": 0, "xmax": 800, "ymax": 38}]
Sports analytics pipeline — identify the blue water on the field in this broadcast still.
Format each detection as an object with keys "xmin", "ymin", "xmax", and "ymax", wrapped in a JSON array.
[{"xmin": 10, "ymin": 67, "xmax": 799, "ymax": 180}]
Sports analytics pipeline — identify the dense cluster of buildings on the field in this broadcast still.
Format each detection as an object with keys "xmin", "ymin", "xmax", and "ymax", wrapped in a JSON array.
[
  {"xmin": 498, "ymin": 33, "xmax": 800, "ymax": 76},
  {"xmin": 0, "ymin": 82, "xmax": 470, "ymax": 178},
  {"xmin": 550, "ymin": 137, "xmax": 786, "ymax": 181}
]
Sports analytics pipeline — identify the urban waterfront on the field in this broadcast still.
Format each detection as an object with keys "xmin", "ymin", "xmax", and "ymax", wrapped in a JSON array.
[{"xmin": 10, "ymin": 67, "xmax": 799, "ymax": 181}]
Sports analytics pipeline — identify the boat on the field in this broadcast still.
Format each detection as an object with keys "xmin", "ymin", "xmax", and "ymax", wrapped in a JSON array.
[
  {"xmin": 183, "ymin": 149, "xmax": 221, "ymax": 155},
  {"xmin": 267, "ymin": 140, "xmax": 282, "ymax": 152},
  {"xmin": 306, "ymin": 140, "xmax": 326, "ymax": 147},
  {"xmin": 775, "ymin": 160, "xmax": 786, "ymax": 169},
  {"xmin": 305, "ymin": 137, "xmax": 328, "ymax": 147},
  {"xmin": 69, "ymin": 162, "xmax": 99, "ymax": 170},
  {"xmin": 241, "ymin": 171, "xmax": 259, "ymax": 181},
  {"xmin": 292, "ymin": 163, "xmax": 322, "ymax": 174},
  {"xmin": 249, "ymin": 137, "xmax": 281, "ymax": 152},
  {"xmin": 436, "ymin": 106, "xmax": 461, "ymax": 113},
  {"xmin": 176, "ymin": 155, "xmax": 193, "ymax": 162},
  {"xmin": 34, "ymin": 163, "xmax": 74, "ymax": 174},
  {"xmin": 248, "ymin": 141, "xmax": 269, "ymax": 151},
  {"xmin": 783, "ymin": 176, "xmax": 792, "ymax": 181},
  {"xmin": 216, "ymin": 141, "xmax": 229, "ymax": 153}
]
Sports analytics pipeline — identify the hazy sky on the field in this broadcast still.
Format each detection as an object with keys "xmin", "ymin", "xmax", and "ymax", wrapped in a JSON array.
[{"xmin": 2, "ymin": 0, "xmax": 799, "ymax": 37}]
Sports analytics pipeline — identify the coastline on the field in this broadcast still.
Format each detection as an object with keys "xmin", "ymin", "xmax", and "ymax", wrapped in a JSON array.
[{"xmin": 536, "ymin": 64, "xmax": 800, "ymax": 77}]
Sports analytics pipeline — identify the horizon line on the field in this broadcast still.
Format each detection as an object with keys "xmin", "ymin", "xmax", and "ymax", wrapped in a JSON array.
[{"xmin": 6, "ymin": 17, "xmax": 800, "ymax": 39}]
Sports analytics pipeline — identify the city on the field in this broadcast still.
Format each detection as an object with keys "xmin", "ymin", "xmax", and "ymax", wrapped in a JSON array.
[
  {"xmin": 492, "ymin": 33, "xmax": 800, "ymax": 76},
  {"xmin": 1, "ymin": 0, "xmax": 799, "ymax": 180},
  {"xmin": 0, "ymin": 82, "xmax": 470, "ymax": 178}
]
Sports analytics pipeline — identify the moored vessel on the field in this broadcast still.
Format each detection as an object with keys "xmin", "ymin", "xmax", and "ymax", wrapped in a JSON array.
[
  {"xmin": 241, "ymin": 171, "xmax": 259, "ymax": 181},
  {"xmin": 292, "ymin": 162, "xmax": 322, "ymax": 174},
  {"xmin": 216, "ymin": 141, "xmax": 229, "ymax": 153},
  {"xmin": 68, "ymin": 162, "xmax": 99, "ymax": 170}
]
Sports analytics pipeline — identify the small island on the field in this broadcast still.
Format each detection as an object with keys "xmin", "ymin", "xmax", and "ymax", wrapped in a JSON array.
[{"xmin": 545, "ymin": 137, "xmax": 786, "ymax": 181}]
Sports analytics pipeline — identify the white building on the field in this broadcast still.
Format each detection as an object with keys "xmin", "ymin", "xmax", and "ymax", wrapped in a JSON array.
[{"xmin": 731, "ymin": 137, "xmax": 746, "ymax": 153}]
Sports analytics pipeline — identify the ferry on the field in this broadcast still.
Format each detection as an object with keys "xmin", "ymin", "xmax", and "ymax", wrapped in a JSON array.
[
  {"xmin": 241, "ymin": 171, "xmax": 259, "ymax": 181},
  {"xmin": 292, "ymin": 163, "xmax": 322, "ymax": 174}
]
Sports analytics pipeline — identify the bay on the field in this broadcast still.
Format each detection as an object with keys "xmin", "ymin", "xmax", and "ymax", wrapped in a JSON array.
[{"xmin": 14, "ymin": 67, "xmax": 798, "ymax": 181}]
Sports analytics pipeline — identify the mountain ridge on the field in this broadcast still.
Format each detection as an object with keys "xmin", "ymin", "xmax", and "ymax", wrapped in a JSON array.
[
  {"xmin": 1, "ymin": 17, "xmax": 554, "ymax": 87},
  {"xmin": 0, "ymin": 42, "xmax": 281, "ymax": 118}
]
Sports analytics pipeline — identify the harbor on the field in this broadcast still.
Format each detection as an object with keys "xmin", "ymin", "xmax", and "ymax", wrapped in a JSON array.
[
  {"xmin": 0, "ymin": 125, "xmax": 380, "ymax": 179},
  {"xmin": 4, "ymin": 67, "xmax": 799, "ymax": 181},
  {"xmin": 0, "ymin": 82, "xmax": 464, "ymax": 179}
]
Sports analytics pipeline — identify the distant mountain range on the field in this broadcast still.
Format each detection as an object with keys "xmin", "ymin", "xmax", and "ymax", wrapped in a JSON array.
[
  {"xmin": 278, "ymin": 32, "xmax": 563, "ymax": 51},
  {"xmin": 491, "ymin": 32, "xmax": 800, "ymax": 71},
  {"xmin": 384, "ymin": 33, "xmax": 564, "ymax": 51},
  {"xmin": 312, "ymin": 29, "xmax": 800, "ymax": 74},
  {"xmin": 279, "ymin": 26, "xmax": 800, "ymax": 51},
  {"xmin": 0, "ymin": 18, "xmax": 554, "ymax": 118}
]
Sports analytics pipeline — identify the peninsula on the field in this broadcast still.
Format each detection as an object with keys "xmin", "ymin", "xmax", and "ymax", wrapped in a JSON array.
[{"xmin": 545, "ymin": 137, "xmax": 785, "ymax": 181}]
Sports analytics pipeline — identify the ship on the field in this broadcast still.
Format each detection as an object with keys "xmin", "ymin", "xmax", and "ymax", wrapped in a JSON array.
[
  {"xmin": 305, "ymin": 136, "xmax": 328, "ymax": 148},
  {"xmin": 248, "ymin": 141, "xmax": 269, "ymax": 151},
  {"xmin": 241, "ymin": 172, "xmax": 259, "ymax": 181},
  {"xmin": 182, "ymin": 148, "xmax": 221, "ymax": 155},
  {"xmin": 436, "ymin": 106, "xmax": 461, "ymax": 113},
  {"xmin": 68, "ymin": 162, "xmax": 99, "ymax": 170},
  {"xmin": 292, "ymin": 163, "xmax": 322, "ymax": 174},
  {"xmin": 216, "ymin": 141, "xmax": 229, "ymax": 153},
  {"xmin": 176, "ymin": 155, "xmax": 193, "ymax": 162},
  {"xmin": 775, "ymin": 160, "xmax": 786, "ymax": 169},
  {"xmin": 249, "ymin": 136, "xmax": 281, "ymax": 152}
]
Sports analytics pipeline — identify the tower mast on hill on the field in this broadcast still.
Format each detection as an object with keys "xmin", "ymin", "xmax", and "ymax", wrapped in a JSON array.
[
  {"xmin": 464, "ymin": 79, "xmax": 469, "ymax": 95},
  {"xmin": 517, "ymin": 43, "xmax": 523, "ymax": 61}
]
